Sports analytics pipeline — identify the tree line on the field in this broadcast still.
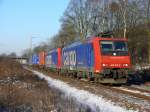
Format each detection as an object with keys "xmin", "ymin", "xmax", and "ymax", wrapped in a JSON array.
[{"xmin": 23, "ymin": 0, "xmax": 150, "ymax": 65}]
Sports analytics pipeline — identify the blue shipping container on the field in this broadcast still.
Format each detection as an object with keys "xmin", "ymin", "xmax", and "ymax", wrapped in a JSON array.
[{"xmin": 62, "ymin": 41, "xmax": 94, "ymax": 71}]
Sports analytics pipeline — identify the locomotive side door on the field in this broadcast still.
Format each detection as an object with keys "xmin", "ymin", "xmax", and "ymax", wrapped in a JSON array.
[{"xmin": 87, "ymin": 43, "xmax": 94, "ymax": 72}]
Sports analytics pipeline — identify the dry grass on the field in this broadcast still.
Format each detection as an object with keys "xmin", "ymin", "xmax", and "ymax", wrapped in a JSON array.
[
  {"xmin": 0, "ymin": 58, "xmax": 90, "ymax": 112},
  {"xmin": 0, "ymin": 58, "xmax": 56, "ymax": 112}
]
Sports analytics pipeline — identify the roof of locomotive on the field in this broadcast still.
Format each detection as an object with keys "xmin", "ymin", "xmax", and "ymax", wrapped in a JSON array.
[
  {"xmin": 63, "ymin": 36, "xmax": 127, "ymax": 50},
  {"xmin": 94, "ymin": 37, "xmax": 128, "ymax": 41},
  {"xmin": 63, "ymin": 41, "xmax": 83, "ymax": 49}
]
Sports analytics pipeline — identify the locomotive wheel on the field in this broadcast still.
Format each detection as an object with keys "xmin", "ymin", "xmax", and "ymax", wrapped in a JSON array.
[
  {"xmin": 94, "ymin": 74, "xmax": 100, "ymax": 83},
  {"xmin": 87, "ymin": 72, "xmax": 94, "ymax": 81},
  {"xmin": 113, "ymin": 72, "xmax": 118, "ymax": 80},
  {"xmin": 77, "ymin": 72, "xmax": 82, "ymax": 79},
  {"xmin": 73, "ymin": 72, "xmax": 78, "ymax": 78}
]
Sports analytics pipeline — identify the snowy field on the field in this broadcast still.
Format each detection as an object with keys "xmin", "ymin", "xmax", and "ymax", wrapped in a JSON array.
[{"xmin": 28, "ymin": 69, "xmax": 137, "ymax": 112}]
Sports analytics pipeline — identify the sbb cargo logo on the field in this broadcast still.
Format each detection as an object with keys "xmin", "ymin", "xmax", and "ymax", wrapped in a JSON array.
[{"xmin": 64, "ymin": 51, "xmax": 76, "ymax": 66}]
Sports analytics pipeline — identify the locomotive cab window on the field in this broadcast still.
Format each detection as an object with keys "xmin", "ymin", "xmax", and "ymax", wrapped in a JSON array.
[
  {"xmin": 114, "ymin": 41, "xmax": 127, "ymax": 51},
  {"xmin": 100, "ymin": 41, "xmax": 128, "ymax": 56},
  {"xmin": 101, "ymin": 41, "xmax": 113, "ymax": 52}
]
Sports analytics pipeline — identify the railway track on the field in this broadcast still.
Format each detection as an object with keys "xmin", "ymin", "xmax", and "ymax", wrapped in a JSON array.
[
  {"xmin": 111, "ymin": 86, "xmax": 150, "ymax": 101},
  {"xmin": 88, "ymin": 82, "xmax": 150, "ymax": 101},
  {"xmin": 66, "ymin": 77, "xmax": 150, "ymax": 101},
  {"xmin": 31, "ymin": 66, "xmax": 150, "ymax": 102},
  {"xmin": 59, "ymin": 76, "xmax": 150, "ymax": 101},
  {"xmin": 122, "ymin": 85, "xmax": 150, "ymax": 93},
  {"xmin": 74, "ymin": 76, "xmax": 150, "ymax": 101}
]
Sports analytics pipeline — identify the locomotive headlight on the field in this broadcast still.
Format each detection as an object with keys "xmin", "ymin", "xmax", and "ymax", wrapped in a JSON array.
[
  {"xmin": 123, "ymin": 64, "xmax": 128, "ymax": 67},
  {"xmin": 102, "ymin": 64, "xmax": 108, "ymax": 67},
  {"xmin": 96, "ymin": 70, "xmax": 99, "ymax": 73}
]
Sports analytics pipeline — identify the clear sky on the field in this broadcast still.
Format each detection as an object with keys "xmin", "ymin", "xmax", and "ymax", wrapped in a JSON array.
[{"xmin": 0, "ymin": 0, "xmax": 69, "ymax": 55}]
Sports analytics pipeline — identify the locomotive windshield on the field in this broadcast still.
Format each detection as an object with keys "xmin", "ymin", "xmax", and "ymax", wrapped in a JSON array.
[
  {"xmin": 101, "ymin": 41, "xmax": 113, "ymax": 51},
  {"xmin": 114, "ymin": 41, "xmax": 127, "ymax": 51},
  {"xmin": 100, "ymin": 41, "xmax": 128, "ymax": 56}
]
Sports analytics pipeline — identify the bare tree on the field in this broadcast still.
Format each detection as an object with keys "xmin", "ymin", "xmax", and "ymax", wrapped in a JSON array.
[{"xmin": 29, "ymin": 0, "xmax": 150, "ymax": 64}]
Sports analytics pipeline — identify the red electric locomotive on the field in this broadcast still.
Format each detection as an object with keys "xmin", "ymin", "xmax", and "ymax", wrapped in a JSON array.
[
  {"xmin": 92, "ymin": 36, "xmax": 131, "ymax": 83},
  {"xmin": 61, "ymin": 32, "xmax": 131, "ymax": 84}
]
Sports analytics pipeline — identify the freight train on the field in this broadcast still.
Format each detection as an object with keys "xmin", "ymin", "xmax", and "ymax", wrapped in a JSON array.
[{"xmin": 31, "ymin": 33, "xmax": 131, "ymax": 84}]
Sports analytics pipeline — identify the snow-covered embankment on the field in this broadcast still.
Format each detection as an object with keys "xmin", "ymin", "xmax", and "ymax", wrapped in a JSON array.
[{"xmin": 29, "ymin": 69, "xmax": 136, "ymax": 112}]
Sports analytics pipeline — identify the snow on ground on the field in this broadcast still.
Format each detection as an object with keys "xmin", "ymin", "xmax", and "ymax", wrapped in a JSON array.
[
  {"xmin": 113, "ymin": 87, "xmax": 150, "ymax": 97},
  {"xmin": 29, "ymin": 69, "xmax": 137, "ymax": 112}
]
